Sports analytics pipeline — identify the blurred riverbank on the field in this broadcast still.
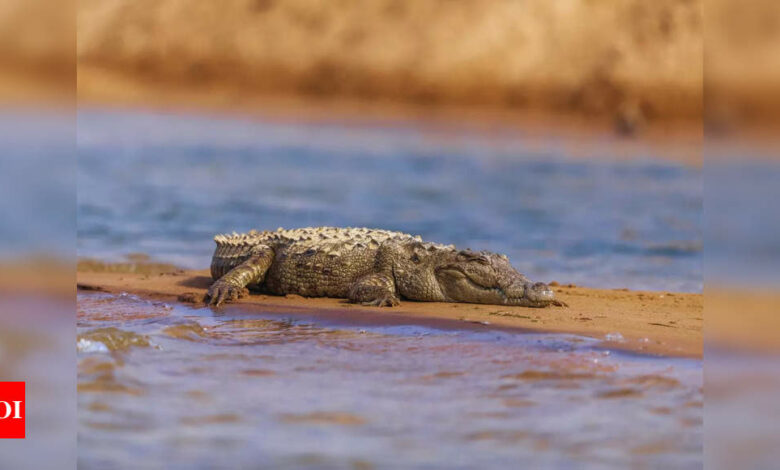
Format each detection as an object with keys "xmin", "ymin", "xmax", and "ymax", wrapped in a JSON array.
[{"xmin": 78, "ymin": 0, "xmax": 704, "ymax": 141}]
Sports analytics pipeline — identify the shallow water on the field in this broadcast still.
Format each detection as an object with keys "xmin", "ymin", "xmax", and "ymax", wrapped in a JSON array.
[
  {"xmin": 77, "ymin": 109, "xmax": 701, "ymax": 292},
  {"xmin": 78, "ymin": 292, "xmax": 701, "ymax": 469}
]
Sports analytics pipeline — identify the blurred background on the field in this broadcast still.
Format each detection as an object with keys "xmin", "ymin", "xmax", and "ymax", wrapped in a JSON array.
[
  {"xmin": 0, "ymin": 0, "xmax": 778, "ymax": 468},
  {"xmin": 0, "ymin": 0, "xmax": 76, "ymax": 467},
  {"xmin": 77, "ymin": 0, "xmax": 703, "ymax": 136},
  {"xmin": 705, "ymin": 2, "xmax": 780, "ymax": 469}
]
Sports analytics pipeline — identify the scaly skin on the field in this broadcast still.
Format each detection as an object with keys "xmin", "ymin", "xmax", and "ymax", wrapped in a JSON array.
[{"xmin": 205, "ymin": 227, "xmax": 566, "ymax": 308}]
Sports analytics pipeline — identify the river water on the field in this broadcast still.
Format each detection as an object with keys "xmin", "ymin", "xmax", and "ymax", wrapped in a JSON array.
[
  {"xmin": 76, "ymin": 109, "xmax": 702, "ymax": 468},
  {"xmin": 78, "ymin": 292, "xmax": 701, "ymax": 469}
]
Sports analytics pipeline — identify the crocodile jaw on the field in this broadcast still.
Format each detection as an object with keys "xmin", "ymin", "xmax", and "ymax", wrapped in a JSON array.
[{"xmin": 435, "ymin": 268, "xmax": 556, "ymax": 307}]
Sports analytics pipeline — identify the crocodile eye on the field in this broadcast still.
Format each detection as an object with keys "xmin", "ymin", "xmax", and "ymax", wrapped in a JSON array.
[
  {"xmin": 474, "ymin": 256, "xmax": 490, "ymax": 265},
  {"xmin": 410, "ymin": 254, "xmax": 421, "ymax": 263}
]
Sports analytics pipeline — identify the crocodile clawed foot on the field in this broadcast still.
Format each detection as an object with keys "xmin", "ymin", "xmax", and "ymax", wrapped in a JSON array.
[
  {"xmin": 551, "ymin": 299, "xmax": 569, "ymax": 308},
  {"xmin": 205, "ymin": 281, "xmax": 249, "ymax": 307},
  {"xmin": 361, "ymin": 295, "xmax": 400, "ymax": 307}
]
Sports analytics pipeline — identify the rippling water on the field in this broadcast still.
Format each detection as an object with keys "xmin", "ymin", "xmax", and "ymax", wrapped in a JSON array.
[
  {"xmin": 77, "ymin": 109, "xmax": 701, "ymax": 292},
  {"xmin": 78, "ymin": 292, "xmax": 701, "ymax": 469},
  {"xmin": 76, "ymin": 109, "xmax": 702, "ymax": 468}
]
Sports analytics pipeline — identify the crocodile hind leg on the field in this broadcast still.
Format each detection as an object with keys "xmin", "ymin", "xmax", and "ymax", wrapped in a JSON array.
[
  {"xmin": 207, "ymin": 245, "xmax": 275, "ymax": 307},
  {"xmin": 348, "ymin": 273, "xmax": 400, "ymax": 307}
]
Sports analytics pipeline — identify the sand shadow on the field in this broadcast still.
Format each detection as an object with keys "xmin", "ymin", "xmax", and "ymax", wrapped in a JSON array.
[{"xmin": 178, "ymin": 275, "xmax": 213, "ymax": 289}]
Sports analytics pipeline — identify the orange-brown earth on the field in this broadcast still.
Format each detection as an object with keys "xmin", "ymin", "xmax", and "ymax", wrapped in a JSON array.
[
  {"xmin": 76, "ymin": 0, "xmax": 707, "ymax": 142},
  {"xmin": 77, "ymin": 266, "xmax": 703, "ymax": 358}
]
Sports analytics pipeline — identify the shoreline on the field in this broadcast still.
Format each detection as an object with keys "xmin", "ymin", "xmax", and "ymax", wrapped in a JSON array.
[
  {"xmin": 76, "ymin": 267, "xmax": 703, "ymax": 359},
  {"xmin": 78, "ymin": 65, "xmax": 702, "ymax": 167}
]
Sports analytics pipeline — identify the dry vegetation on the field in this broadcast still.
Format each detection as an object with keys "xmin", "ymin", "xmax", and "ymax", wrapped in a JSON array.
[{"xmin": 78, "ymin": 0, "xmax": 704, "ymax": 123}]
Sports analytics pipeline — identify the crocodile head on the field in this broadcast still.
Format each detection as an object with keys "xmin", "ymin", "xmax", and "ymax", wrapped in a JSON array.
[{"xmin": 429, "ymin": 248, "xmax": 558, "ymax": 307}]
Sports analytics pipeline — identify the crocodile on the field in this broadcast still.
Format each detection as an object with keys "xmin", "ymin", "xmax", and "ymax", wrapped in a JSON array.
[{"xmin": 205, "ymin": 227, "xmax": 565, "ymax": 308}]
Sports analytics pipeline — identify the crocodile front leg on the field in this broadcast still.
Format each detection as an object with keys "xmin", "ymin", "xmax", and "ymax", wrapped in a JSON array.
[
  {"xmin": 348, "ymin": 272, "xmax": 400, "ymax": 307},
  {"xmin": 207, "ymin": 245, "xmax": 274, "ymax": 307}
]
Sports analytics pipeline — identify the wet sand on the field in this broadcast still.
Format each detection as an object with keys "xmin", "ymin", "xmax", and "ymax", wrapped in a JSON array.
[
  {"xmin": 76, "ymin": 268, "xmax": 702, "ymax": 358},
  {"xmin": 0, "ymin": 259, "xmax": 74, "ymax": 298}
]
